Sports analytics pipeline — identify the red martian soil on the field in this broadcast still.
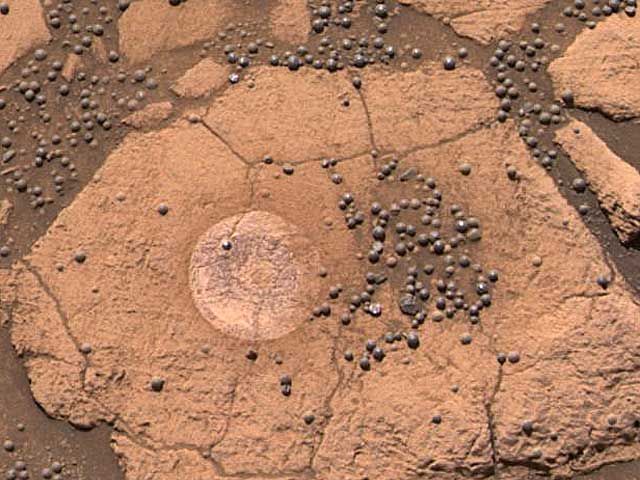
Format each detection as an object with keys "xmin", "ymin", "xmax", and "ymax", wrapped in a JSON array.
[{"xmin": 1, "ymin": 1, "xmax": 640, "ymax": 480}]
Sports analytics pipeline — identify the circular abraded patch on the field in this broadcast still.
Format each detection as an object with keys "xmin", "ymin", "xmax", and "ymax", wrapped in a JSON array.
[{"xmin": 189, "ymin": 211, "xmax": 320, "ymax": 341}]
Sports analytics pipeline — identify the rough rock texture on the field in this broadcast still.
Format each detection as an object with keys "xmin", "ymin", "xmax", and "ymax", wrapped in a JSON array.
[
  {"xmin": 361, "ymin": 66, "xmax": 496, "ymax": 152},
  {"xmin": 61, "ymin": 39, "xmax": 108, "ymax": 82},
  {"xmin": 549, "ymin": 14, "xmax": 640, "ymax": 120},
  {"xmin": 555, "ymin": 119, "xmax": 640, "ymax": 245},
  {"xmin": 118, "ymin": 0, "xmax": 230, "ymax": 65},
  {"xmin": 61, "ymin": 54, "xmax": 82, "ymax": 82},
  {"xmin": 190, "ymin": 211, "xmax": 321, "ymax": 341},
  {"xmin": 4, "ymin": 65, "xmax": 640, "ymax": 480},
  {"xmin": 270, "ymin": 0, "xmax": 311, "ymax": 45},
  {"xmin": 311, "ymin": 121, "xmax": 640, "ymax": 479},
  {"xmin": 0, "ymin": 0, "xmax": 51, "ymax": 76},
  {"xmin": 122, "ymin": 101, "xmax": 174, "ymax": 130},
  {"xmin": 398, "ymin": 0, "xmax": 551, "ymax": 45},
  {"xmin": 170, "ymin": 59, "xmax": 229, "ymax": 99},
  {"xmin": 204, "ymin": 67, "xmax": 371, "ymax": 163},
  {"xmin": 0, "ymin": 199, "xmax": 11, "ymax": 226}
]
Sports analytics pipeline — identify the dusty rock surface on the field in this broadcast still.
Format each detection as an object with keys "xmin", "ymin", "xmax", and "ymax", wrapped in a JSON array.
[
  {"xmin": 398, "ymin": 0, "xmax": 551, "ymax": 45},
  {"xmin": 170, "ymin": 58, "xmax": 229, "ymax": 99},
  {"xmin": 204, "ymin": 67, "xmax": 372, "ymax": 163},
  {"xmin": 122, "ymin": 101, "xmax": 174, "ymax": 130},
  {"xmin": 0, "ymin": 0, "xmax": 51, "ymax": 76},
  {"xmin": 203, "ymin": 64, "xmax": 495, "ymax": 164},
  {"xmin": 361, "ymin": 66, "xmax": 496, "ymax": 152},
  {"xmin": 549, "ymin": 14, "xmax": 640, "ymax": 120},
  {"xmin": 555, "ymin": 119, "xmax": 640, "ymax": 246},
  {"xmin": 270, "ymin": 0, "xmax": 311, "ymax": 45},
  {"xmin": 4, "ymin": 64, "xmax": 640, "ymax": 480},
  {"xmin": 118, "ymin": 0, "xmax": 230, "ymax": 65}
]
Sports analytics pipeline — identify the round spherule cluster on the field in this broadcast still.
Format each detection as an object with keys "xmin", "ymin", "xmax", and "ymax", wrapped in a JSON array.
[
  {"xmin": 189, "ymin": 211, "xmax": 321, "ymax": 341},
  {"xmin": 322, "ymin": 155, "xmax": 498, "ymax": 371},
  {"xmin": 218, "ymin": 0, "xmax": 440, "ymax": 85},
  {"xmin": 487, "ymin": 0, "xmax": 638, "ymax": 180},
  {"xmin": 0, "ymin": 0, "xmax": 164, "ymax": 262}
]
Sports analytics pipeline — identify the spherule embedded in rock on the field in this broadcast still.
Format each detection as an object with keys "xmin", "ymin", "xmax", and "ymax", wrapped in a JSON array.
[{"xmin": 189, "ymin": 211, "xmax": 321, "ymax": 341}]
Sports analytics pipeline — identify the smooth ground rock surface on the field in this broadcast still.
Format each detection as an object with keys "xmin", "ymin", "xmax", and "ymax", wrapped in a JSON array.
[
  {"xmin": 361, "ymin": 65, "xmax": 496, "ymax": 152},
  {"xmin": 555, "ymin": 119, "xmax": 640, "ymax": 246},
  {"xmin": 0, "ymin": 0, "xmax": 51, "ymax": 76},
  {"xmin": 270, "ymin": 0, "xmax": 311, "ymax": 45},
  {"xmin": 204, "ymin": 67, "xmax": 371, "ymax": 163},
  {"xmin": 549, "ymin": 14, "xmax": 640, "ymax": 120},
  {"xmin": 170, "ymin": 58, "xmax": 229, "ymax": 99},
  {"xmin": 398, "ymin": 0, "xmax": 551, "ymax": 45},
  {"xmin": 118, "ymin": 0, "xmax": 230, "ymax": 65},
  {"xmin": 190, "ymin": 211, "xmax": 321, "ymax": 341},
  {"xmin": 122, "ymin": 101, "xmax": 174, "ymax": 130}
]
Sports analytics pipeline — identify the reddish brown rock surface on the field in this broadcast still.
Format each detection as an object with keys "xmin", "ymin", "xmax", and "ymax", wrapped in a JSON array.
[
  {"xmin": 270, "ymin": 0, "xmax": 311, "ymax": 45},
  {"xmin": 118, "ymin": 0, "xmax": 230, "ymax": 65},
  {"xmin": 549, "ymin": 14, "xmax": 640, "ymax": 120},
  {"xmin": 0, "ymin": 199, "xmax": 11, "ymax": 226},
  {"xmin": 190, "ymin": 211, "xmax": 322, "ymax": 341},
  {"xmin": 122, "ymin": 101, "xmax": 174, "ymax": 130},
  {"xmin": 361, "ymin": 66, "xmax": 496, "ymax": 152},
  {"xmin": 0, "ymin": 0, "xmax": 51, "ymax": 76},
  {"xmin": 203, "ymin": 67, "xmax": 372, "ymax": 163},
  {"xmin": 555, "ymin": 118, "xmax": 640, "ymax": 245},
  {"xmin": 170, "ymin": 58, "xmax": 229, "ymax": 99},
  {"xmin": 4, "ymin": 63, "xmax": 640, "ymax": 480},
  {"xmin": 398, "ymin": 0, "xmax": 551, "ymax": 45}
]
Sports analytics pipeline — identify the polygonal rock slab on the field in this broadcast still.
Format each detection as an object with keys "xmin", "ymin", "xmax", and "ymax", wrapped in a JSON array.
[
  {"xmin": 122, "ymin": 101, "xmax": 174, "ymax": 130},
  {"xmin": 170, "ymin": 58, "xmax": 229, "ymax": 99},
  {"xmin": 305, "ymin": 120, "xmax": 640, "ymax": 479},
  {"xmin": 549, "ymin": 14, "xmax": 640, "ymax": 120},
  {"xmin": 555, "ymin": 118, "xmax": 640, "ymax": 246},
  {"xmin": 270, "ymin": 0, "xmax": 311, "ymax": 45},
  {"xmin": 0, "ymin": 0, "xmax": 51, "ymax": 76},
  {"xmin": 5, "ymin": 64, "xmax": 640, "ymax": 480},
  {"xmin": 204, "ymin": 67, "xmax": 372, "ymax": 164},
  {"xmin": 361, "ymin": 65, "xmax": 496, "ymax": 152},
  {"xmin": 118, "ymin": 0, "xmax": 230, "ymax": 65},
  {"xmin": 7, "ymin": 118, "xmax": 344, "ymax": 478},
  {"xmin": 398, "ymin": 0, "xmax": 551, "ymax": 45}
]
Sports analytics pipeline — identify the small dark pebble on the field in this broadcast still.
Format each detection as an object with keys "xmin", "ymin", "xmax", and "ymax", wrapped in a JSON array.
[{"xmin": 150, "ymin": 377, "xmax": 165, "ymax": 392}]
